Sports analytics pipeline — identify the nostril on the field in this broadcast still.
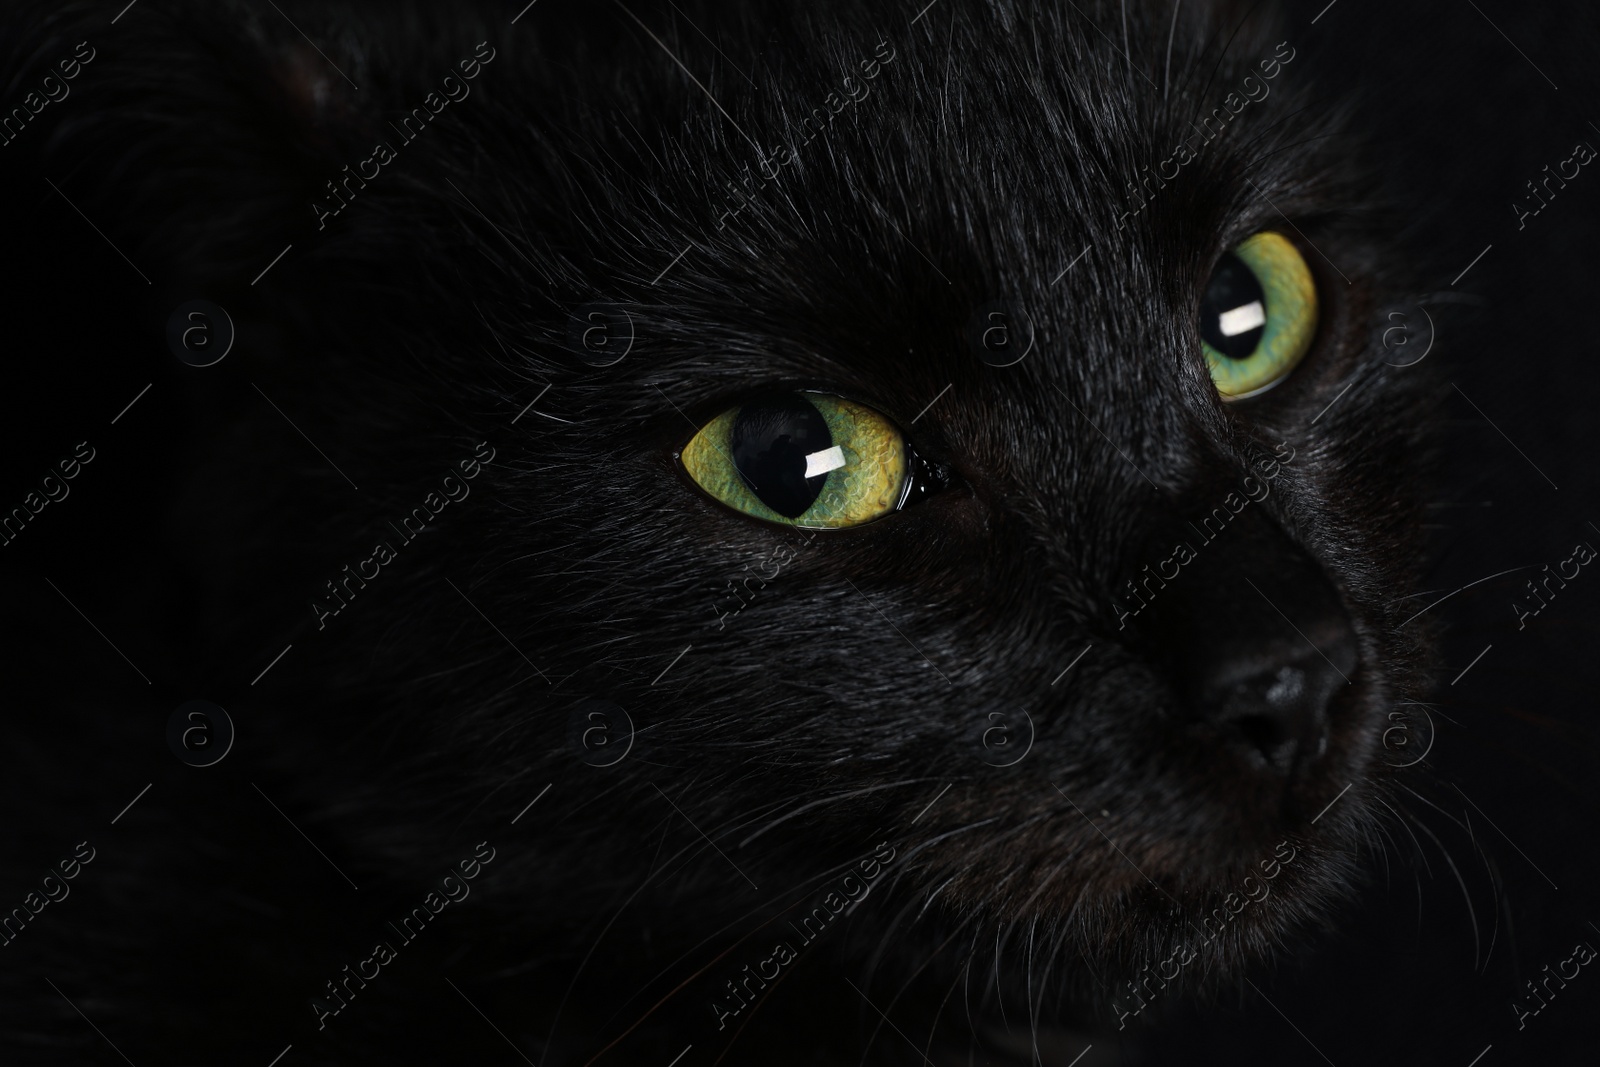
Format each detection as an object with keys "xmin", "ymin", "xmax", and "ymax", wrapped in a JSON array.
[
  {"xmin": 1237, "ymin": 711, "xmax": 1294, "ymax": 763},
  {"xmin": 1126, "ymin": 501, "xmax": 1361, "ymax": 775},
  {"xmin": 1208, "ymin": 661, "xmax": 1337, "ymax": 774}
]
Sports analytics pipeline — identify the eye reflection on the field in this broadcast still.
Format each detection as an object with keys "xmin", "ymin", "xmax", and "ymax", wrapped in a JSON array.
[
  {"xmin": 680, "ymin": 392, "xmax": 910, "ymax": 529},
  {"xmin": 1199, "ymin": 231, "xmax": 1318, "ymax": 400}
]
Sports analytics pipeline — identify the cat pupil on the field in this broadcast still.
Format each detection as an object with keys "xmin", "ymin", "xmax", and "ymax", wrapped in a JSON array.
[
  {"xmin": 729, "ymin": 394, "xmax": 833, "ymax": 517},
  {"xmin": 1201, "ymin": 251, "xmax": 1268, "ymax": 359}
]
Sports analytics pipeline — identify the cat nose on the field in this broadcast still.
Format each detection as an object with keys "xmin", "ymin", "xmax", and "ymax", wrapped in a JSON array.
[
  {"xmin": 1127, "ymin": 505, "xmax": 1359, "ymax": 776},
  {"xmin": 1195, "ymin": 635, "xmax": 1352, "ymax": 774}
]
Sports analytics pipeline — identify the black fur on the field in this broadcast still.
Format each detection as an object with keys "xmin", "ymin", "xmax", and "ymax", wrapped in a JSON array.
[{"xmin": 4, "ymin": 1, "xmax": 1600, "ymax": 1064}]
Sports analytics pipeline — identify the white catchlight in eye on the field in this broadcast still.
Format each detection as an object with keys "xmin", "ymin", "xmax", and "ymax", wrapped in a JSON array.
[
  {"xmin": 1218, "ymin": 300, "xmax": 1266, "ymax": 337},
  {"xmin": 803, "ymin": 445, "xmax": 847, "ymax": 479}
]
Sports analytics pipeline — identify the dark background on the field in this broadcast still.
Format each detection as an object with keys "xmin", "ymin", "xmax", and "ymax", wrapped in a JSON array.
[{"xmin": 2, "ymin": 1, "xmax": 1598, "ymax": 1064}]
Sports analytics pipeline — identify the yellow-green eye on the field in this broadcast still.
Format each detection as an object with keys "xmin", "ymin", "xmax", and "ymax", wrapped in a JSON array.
[
  {"xmin": 1199, "ymin": 231, "xmax": 1318, "ymax": 399},
  {"xmin": 679, "ymin": 393, "xmax": 908, "ymax": 528}
]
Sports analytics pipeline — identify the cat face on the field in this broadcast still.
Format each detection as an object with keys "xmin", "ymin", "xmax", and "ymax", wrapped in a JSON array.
[
  {"xmin": 147, "ymin": 0, "xmax": 1439, "ymax": 1049},
  {"xmin": 414, "ymin": 0, "xmax": 1440, "ymax": 1019}
]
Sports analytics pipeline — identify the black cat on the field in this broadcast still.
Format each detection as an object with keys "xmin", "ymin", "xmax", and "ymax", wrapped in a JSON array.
[{"xmin": 3, "ymin": 1, "xmax": 1598, "ymax": 1064}]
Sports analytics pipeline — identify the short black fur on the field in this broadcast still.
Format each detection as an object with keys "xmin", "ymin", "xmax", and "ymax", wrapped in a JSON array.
[{"xmin": 5, "ymin": 1, "xmax": 1600, "ymax": 1064}]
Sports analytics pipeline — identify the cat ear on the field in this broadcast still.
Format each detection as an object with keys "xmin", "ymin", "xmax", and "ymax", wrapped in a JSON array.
[
  {"xmin": 0, "ymin": 1, "xmax": 380, "ymax": 302},
  {"xmin": 272, "ymin": 38, "xmax": 366, "ymax": 136}
]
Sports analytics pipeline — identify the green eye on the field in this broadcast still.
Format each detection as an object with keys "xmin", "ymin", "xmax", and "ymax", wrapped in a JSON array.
[
  {"xmin": 679, "ymin": 392, "xmax": 909, "ymax": 528},
  {"xmin": 1199, "ymin": 231, "xmax": 1318, "ymax": 400}
]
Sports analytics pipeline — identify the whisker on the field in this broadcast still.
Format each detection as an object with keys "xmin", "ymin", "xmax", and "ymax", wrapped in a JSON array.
[
  {"xmin": 1416, "ymin": 811, "xmax": 1482, "ymax": 970},
  {"xmin": 585, "ymin": 845, "xmax": 890, "ymax": 1064},
  {"xmin": 738, "ymin": 778, "xmax": 937, "ymax": 848}
]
